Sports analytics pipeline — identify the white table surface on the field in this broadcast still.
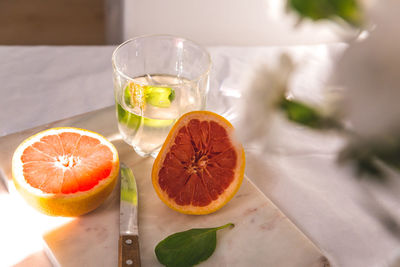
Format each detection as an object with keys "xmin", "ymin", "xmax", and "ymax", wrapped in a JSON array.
[{"xmin": 1, "ymin": 45, "xmax": 399, "ymax": 267}]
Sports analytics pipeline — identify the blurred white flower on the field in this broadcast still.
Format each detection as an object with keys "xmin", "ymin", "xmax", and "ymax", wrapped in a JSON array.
[
  {"xmin": 335, "ymin": 0, "xmax": 400, "ymax": 139},
  {"xmin": 238, "ymin": 53, "xmax": 295, "ymax": 145}
]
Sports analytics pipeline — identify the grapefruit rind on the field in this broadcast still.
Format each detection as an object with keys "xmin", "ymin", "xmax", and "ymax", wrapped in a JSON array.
[
  {"xmin": 11, "ymin": 127, "xmax": 120, "ymax": 217},
  {"xmin": 152, "ymin": 111, "xmax": 245, "ymax": 215}
]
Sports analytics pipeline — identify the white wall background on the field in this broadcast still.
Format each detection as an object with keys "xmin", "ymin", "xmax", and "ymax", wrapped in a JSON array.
[{"xmin": 122, "ymin": 0, "xmax": 357, "ymax": 46}]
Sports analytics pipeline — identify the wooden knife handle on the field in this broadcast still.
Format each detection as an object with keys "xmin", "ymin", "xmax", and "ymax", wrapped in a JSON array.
[{"xmin": 119, "ymin": 235, "xmax": 141, "ymax": 267}]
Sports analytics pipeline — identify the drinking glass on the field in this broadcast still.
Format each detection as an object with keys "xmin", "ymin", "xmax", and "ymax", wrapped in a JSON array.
[{"xmin": 112, "ymin": 35, "xmax": 211, "ymax": 157}]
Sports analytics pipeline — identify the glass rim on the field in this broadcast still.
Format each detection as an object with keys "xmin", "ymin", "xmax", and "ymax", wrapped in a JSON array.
[{"xmin": 112, "ymin": 34, "xmax": 212, "ymax": 86}]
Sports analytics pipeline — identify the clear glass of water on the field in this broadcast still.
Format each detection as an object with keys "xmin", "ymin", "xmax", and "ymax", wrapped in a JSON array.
[{"xmin": 112, "ymin": 35, "xmax": 211, "ymax": 157}]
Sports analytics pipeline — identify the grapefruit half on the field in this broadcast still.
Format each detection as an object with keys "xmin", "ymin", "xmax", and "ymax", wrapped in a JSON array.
[
  {"xmin": 12, "ymin": 127, "xmax": 119, "ymax": 217},
  {"xmin": 152, "ymin": 111, "xmax": 245, "ymax": 215}
]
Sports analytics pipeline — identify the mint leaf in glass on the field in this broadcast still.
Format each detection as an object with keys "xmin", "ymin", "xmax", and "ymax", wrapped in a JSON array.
[
  {"xmin": 123, "ymin": 83, "xmax": 175, "ymax": 108},
  {"xmin": 145, "ymin": 86, "xmax": 175, "ymax": 108}
]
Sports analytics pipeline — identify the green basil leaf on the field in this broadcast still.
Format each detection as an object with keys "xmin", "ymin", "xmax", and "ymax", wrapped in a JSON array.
[{"xmin": 155, "ymin": 223, "xmax": 234, "ymax": 267}]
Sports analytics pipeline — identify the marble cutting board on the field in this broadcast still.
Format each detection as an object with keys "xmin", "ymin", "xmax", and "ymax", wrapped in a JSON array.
[{"xmin": 0, "ymin": 106, "xmax": 330, "ymax": 267}]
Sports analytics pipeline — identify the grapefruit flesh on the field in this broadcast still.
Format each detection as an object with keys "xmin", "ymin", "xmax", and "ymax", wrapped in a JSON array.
[
  {"xmin": 12, "ymin": 127, "xmax": 119, "ymax": 217},
  {"xmin": 152, "ymin": 111, "xmax": 245, "ymax": 215}
]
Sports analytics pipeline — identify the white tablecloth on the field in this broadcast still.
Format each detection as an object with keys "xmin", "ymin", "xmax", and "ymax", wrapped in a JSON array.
[{"xmin": 1, "ymin": 45, "xmax": 399, "ymax": 267}]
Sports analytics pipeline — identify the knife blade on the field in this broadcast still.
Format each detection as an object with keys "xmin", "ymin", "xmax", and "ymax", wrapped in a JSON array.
[{"xmin": 119, "ymin": 163, "xmax": 141, "ymax": 267}]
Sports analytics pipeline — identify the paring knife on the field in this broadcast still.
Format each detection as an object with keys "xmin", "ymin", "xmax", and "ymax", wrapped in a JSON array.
[{"xmin": 119, "ymin": 163, "xmax": 141, "ymax": 267}]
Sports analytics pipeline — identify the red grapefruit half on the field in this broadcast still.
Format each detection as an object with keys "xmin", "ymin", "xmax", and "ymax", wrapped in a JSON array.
[{"xmin": 152, "ymin": 111, "xmax": 245, "ymax": 215}]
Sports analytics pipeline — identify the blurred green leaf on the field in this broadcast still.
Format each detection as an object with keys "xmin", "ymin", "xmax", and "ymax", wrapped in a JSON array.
[
  {"xmin": 279, "ymin": 98, "xmax": 340, "ymax": 129},
  {"xmin": 338, "ymin": 144, "xmax": 385, "ymax": 180},
  {"xmin": 338, "ymin": 136, "xmax": 400, "ymax": 182},
  {"xmin": 370, "ymin": 138, "xmax": 400, "ymax": 173},
  {"xmin": 289, "ymin": 0, "xmax": 363, "ymax": 27},
  {"xmin": 357, "ymin": 158, "xmax": 384, "ymax": 178}
]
